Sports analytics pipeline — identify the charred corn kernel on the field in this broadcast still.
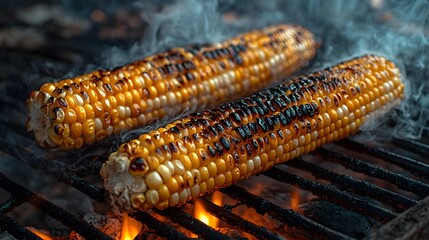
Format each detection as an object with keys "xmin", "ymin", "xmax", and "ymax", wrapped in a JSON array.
[
  {"xmin": 101, "ymin": 55, "xmax": 405, "ymax": 212},
  {"xmin": 27, "ymin": 24, "xmax": 317, "ymax": 149}
]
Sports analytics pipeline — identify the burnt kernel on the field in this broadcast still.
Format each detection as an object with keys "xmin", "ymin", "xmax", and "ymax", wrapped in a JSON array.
[
  {"xmin": 129, "ymin": 157, "xmax": 148, "ymax": 173},
  {"xmin": 214, "ymin": 142, "xmax": 224, "ymax": 154},
  {"xmin": 251, "ymin": 139, "xmax": 259, "ymax": 151},
  {"xmin": 184, "ymin": 61, "xmax": 196, "ymax": 70},
  {"xmin": 273, "ymin": 97, "xmax": 287, "ymax": 109},
  {"xmin": 200, "ymin": 130, "xmax": 210, "ymax": 140},
  {"xmin": 176, "ymin": 64, "xmax": 185, "ymax": 73},
  {"xmin": 63, "ymin": 85, "xmax": 72, "ymax": 93},
  {"xmin": 233, "ymin": 56, "xmax": 243, "ymax": 65},
  {"xmin": 305, "ymin": 103, "xmax": 315, "ymax": 116},
  {"xmin": 242, "ymin": 125, "xmax": 253, "ymax": 138},
  {"xmin": 103, "ymin": 83, "xmax": 113, "ymax": 93},
  {"xmin": 58, "ymin": 97, "xmax": 68, "ymax": 107},
  {"xmin": 265, "ymin": 100, "xmax": 277, "ymax": 112},
  {"xmin": 199, "ymin": 119, "xmax": 210, "ymax": 127},
  {"xmin": 232, "ymin": 151, "xmax": 240, "ymax": 163},
  {"xmin": 169, "ymin": 142, "xmax": 179, "ymax": 154},
  {"xmin": 299, "ymin": 104, "xmax": 307, "ymax": 116},
  {"xmin": 292, "ymin": 105, "xmax": 303, "ymax": 118},
  {"xmin": 247, "ymin": 105, "xmax": 259, "ymax": 115},
  {"xmin": 266, "ymin": 117, "xmax": 275, "ymax": 131},
  {"xmin": 245, "ymin": 144, "xmax": 253, "ymax": 156},
  {"xmin": 270, "ymin": 115, "xmax": 280, "ymax": 126},
  {"xmin": 257, "ymin": 118, "xmax": 268, "ymax": 132},
  {"xmin": 293, "ymin": 123, "xmax": 300, "ymax": 135},
  {"xmin": 192, "ymin": 133, "xmax": 202, "ymax": 142},
  {"xmin": 185, "ymin": 72, "xmax": 194, "ymax": 81},
  {"xmin": 219, "ymin": 61, "xmax": 226, "ymax": 69},
  {"xmin": 277, "ymin": 129, "xmax": 284, "ymax": 139},
  {"xmin": 208, "ymin": 126, "xmax": 218, "ymax": 137},
  {"xmin": 287, "ymin": 107, "xmax": 297, "ymax": 119},
  {"xmin": 248, "ymin": 122, "xmax": 257, "ymax": 133},
  {"xmin": 282, "ymin": 96, "xmax": 292, "ymax": 105},
  {"xmin": 333, "ymin": 95, "xmax": 340, "ymax": 106},
  {"xmin": 236, "ymin": 109, "xmax": 247, "ymax": 119},
  {"xmin": 230, "ymin": 112, "xmax": 242, "ymax": 124},
  {"xmin": 71, "ymin": 83, "xmax": 80, "ymax": 90},
  {"xmin": 219, "ymin": 137, "xmax": 231, "ymax": 150},
  {"xmin": 235, "ymin": 127, "xmax": 247, "ymax": 140},
  {"xmin": 53, "ymin": 124, "xmax": 63, "ymax": 135},
  {"xmin": 170, "ymin": 126, "xmax": 180, "ymax": 134},
  {"xmin": 207, "ymin": 145, "xmax": 217, "ymax": 157},
  {"xmin": 277, "ymin": 112, "xmax": 288, "ymax": 126},
  {"xmin": 306, "ymin": 120, "xmax": 312, "ymax": 133},
  {"xmin": 53, "ymin": 88, "xmax": 65, "ymax": 95},
  {"xmin": 230, "ymin": 136, "xmax": 241, "ymax": 145},
  {"xmin": 220, "ymin": 119, "xmax": 233, "ymax": 129},
  {"xmin": 214, "ymin": 123, "xmax": 225, "ymax": 133}
]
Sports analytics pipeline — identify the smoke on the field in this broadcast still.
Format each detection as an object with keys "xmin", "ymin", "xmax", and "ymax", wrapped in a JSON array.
[{"xmin": 99, "ymin": 0, "xmax": 429, "ymax": 141}]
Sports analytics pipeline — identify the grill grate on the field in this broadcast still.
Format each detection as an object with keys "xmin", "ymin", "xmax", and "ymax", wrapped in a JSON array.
[{"xmin": 1, "ymin": 132, "xmax": 429, "ymax": 240}]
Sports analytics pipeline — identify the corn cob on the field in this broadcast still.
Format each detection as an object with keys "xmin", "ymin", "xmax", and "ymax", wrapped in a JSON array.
[
  {"xmin": 100, "ymin": 55, "xmax": 405, "ymax": 212},
  {"xmin": 26, "ymin": 25, "xmax": 317, "ymax": 150}
]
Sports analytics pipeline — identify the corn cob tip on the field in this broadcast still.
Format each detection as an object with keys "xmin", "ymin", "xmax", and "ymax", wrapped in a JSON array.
[
  {"xmin": 27, "ymin": 90, "xmax": 56, "ymax": 148},
  {"xmin": 101, "ymin": 55, "xmax": 404, "ymax": 212}
]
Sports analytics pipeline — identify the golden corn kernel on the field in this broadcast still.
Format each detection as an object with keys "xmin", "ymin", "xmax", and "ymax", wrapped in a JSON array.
[{"xmin": 100, "ymin": 55, "xmax": 405, "ymax": 212}]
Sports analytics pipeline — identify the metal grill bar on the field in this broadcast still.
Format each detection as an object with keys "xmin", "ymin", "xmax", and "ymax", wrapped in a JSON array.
[
  {"xmin": 131, "ymin": 211, "xmax": 191, "ymax": 240},
  {"xmin": 339, "ymin": 139, "xmax": 429, "ymax": 179},
  {"xmin": 221, "ymin": 186, "xmax": 353, "ymax": 240},
  {"xmin": 318, "ymin": 148, "xmax": 429, "ymax": 197},
  {"xmin": 0, "ymin": 172, "xmax": 113, "ymax": 240},
  {"xmin": 0, "ymin": 197, "xmax": 22, "ymax": 214},
  {"xmin": 1, "ymin": 143, "xmax": 107, "ymax": 202},
  {"xmin": 0, "ymin": 213, "xmax": 41, "ymax": 240},
  {"xmin": 368, "ymin": 196, "xmax": 429, "ymax": 240},
  {"xmin": 155, "ymin": 207, "xmax": 232, "ymax": 240},
  {"xmin": 393, "ymin": 137, "xmax": 429, "ymax": 156},
  {"xmin": 287, "ymin": 158, "xmax": 418, "ymax": 211},
  {"xmin": 199, "ymin": 197, "xmax": 283, "ymax": 240},
  {"xmin": 264, "ymin": 167, "xmax": 397, "ymax": 223}
]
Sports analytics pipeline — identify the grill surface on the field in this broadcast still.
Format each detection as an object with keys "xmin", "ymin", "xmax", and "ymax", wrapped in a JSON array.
[
  {"xmin": 1, "ymin": 1, "xmax": 429, "ymax": 239},
  {"xmin": 1, "ymin": 126, "xmax": 429, "ymax": 239}
]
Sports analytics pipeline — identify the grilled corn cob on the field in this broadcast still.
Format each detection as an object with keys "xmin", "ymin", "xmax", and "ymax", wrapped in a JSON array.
[
  {"xmin": 26, "ymin": 25, "xmax": 317, "ymax": 149},
  {"xmin": 100, "ymin": 55, "xmax": 405, "ymax": 212}
]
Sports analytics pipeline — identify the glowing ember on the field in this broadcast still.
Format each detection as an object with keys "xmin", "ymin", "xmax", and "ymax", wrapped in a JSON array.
[
  {"xmin": 290, "ymin": 189, "xmax": 301, "ymax": 210},
  {"xmin": 27, "ymin": 227, "xmax": 53, "ymax": 240},
  {"xmin": 194, "ymin": 191, "xmax": 223, "ymax": 228},
  {"xmin": 120, "ymin": 213, "xmax": 142, "ymax": 240}
]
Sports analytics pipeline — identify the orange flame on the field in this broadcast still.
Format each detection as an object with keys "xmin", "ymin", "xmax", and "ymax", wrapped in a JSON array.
[
  {"xmin": 290, "ymin": 189, "xmax": 301, "ymax": 210},
  {"xmin": 27, "ymin": 227, "xmax": 53, "ymax": 240},
  {"xmin": 194, "ymin": 191, "xmax": 223, "ymax": 228},
  {"xmin": 120, "ymin": 213, "xmax": 142, "ymax": 240}
]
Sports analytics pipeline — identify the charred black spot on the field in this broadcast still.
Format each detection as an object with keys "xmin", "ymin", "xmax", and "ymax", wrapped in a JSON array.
[
  {"xmin": 265, "ymin": 100, "xmax": 277, "ymax": 112},
  {"xmin": 230, "ymin": 112, "xmax": 242, "ymax": 124},
  {"xmin": 214, "ymin": 123, "xmax": 225, "ymax": 133},
  {"xmin": 220, "ymin": 119, "xmax": 233, "ymax": 129},
  {"xmin": 251, "ymin": 139, "xmax": 259, "ymax": 151},
  {"xmin": 207, "ymin": 145, "xmax": 217, "ymax": 157},
  {"xmin": 208, "ymin": 126, "xmax": 218, "ymax": 137},
  {"xmin": 232, "ymin": 152, "xmax": 240, "ymax": 163},
  {"xmin": 230, "ymin": 136, "xmax": 241, "ymax": 145},
  {"xmin": 53, "ymin": 124, "xmax": 63, "ymax": 135},
  {"xmin": 200, "ymin": 130, "xmax": 210, "ymax": 140},
  {"xmin": 58, "ymin": 97, "xmax": 68, "ymax": 107},
  {"xmin": 186, "ymin": 72, "xmax": 194, "ymax": 81},
  {"xmin": 257, "ymin": 118, "xmax": 268, "ymax": 132},
  {"xmin": 63, "ymin": 85, "xmax": 72, "ymax": 93},
  {"xmin": 236, "ymin": 127, "xmax": 247, "ymax": 140},
  {"xmin": 103, "ymin": 83, "xmax": 113, "ymax": 93},
  {"xmin": 292, "ymin": 105, "xmax": 303, "ymax": 118},
  {"xmin": 277, "ymin": 129, "xmax": 284, "ymax": 140},
  {"xmin": 305, "ymin": 103, "xmax": 315, "ymax": 116},
  {"xmin": 245, "ymin": 144, "xmax": 253, "ymax": 156},
  {"xmin": 130, "ymin": 157, "xmax": 148, "ymax": 173},
  {"xmin": 214, "ymin": 142, "xmax": 224, "ymax": 154},
  {"xmin": 169, "ymin": 143, "xmax": 179, "ymax": 153},
  {"xmin": 266, "ymin": 117, "xmax": 275, "ymax": 131},
  {"xmin": 242, "ymin": 125, "xmax": 253, "ymax": 138},
  {"xmin": 248, "ymin": 122, "xmax": 257, "ymax": 133},
  {"xmin": 219, "ymin": 137, "xmax": 231, "ymax": 150},
  {"xmin": 277, "ymin": 112, "xmax": 288, "ymax": 126}
]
